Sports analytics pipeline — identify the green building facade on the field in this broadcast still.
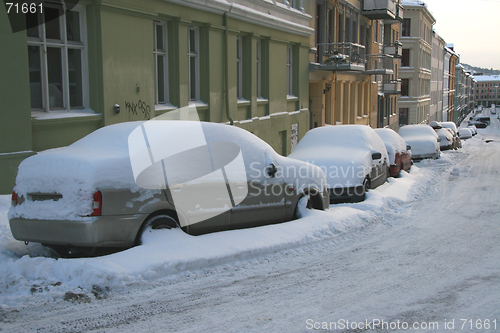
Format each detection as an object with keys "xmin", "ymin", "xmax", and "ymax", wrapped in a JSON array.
[{"xmin": 0, "ymin": 0, "xmax": 313, "ymax": 194}]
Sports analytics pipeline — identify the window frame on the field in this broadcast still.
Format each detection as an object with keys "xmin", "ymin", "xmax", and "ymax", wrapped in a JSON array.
[
  {"xmin": 27, "ymin": 2, "xmax": 89, "ymax": 113},
  {"xmin": 154, "ymin": 21, "xmax": 169, "ymax": 106},
  {"xmin": 188, "ymin": 25, "xmax": 200, "ymax": 103},
  {"xmin": 236, "ymin": 35, "xmax": 243, "ymax": 100},
  {"xmin": 401, "ymin": 48, "xmax": 410, "ymax": 67},
  {"xmin": 256, "ymin": 38, "xmax": 262, "ymax": 98},
  {"xmin": 401, "ymin": 78, "xmax": 409, "ymax": 96},
  {"xmin": 402, "ymin": 18, "xmax": 411, "ymax": 37},
  {"xmin": 286, "ymin": 44, "xmax": 294, "ymax": 97}
]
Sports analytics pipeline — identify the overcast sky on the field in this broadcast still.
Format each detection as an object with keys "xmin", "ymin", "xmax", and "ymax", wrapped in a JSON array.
[{"xmin": 421, "ymin": 0, "xmax": 500, "ymax": 70}]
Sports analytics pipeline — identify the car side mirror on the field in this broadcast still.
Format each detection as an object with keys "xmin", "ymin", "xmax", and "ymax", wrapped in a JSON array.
[
  {"xmin": 267, "ymin": 163, "xmax": 278, "ymax": 178},
  {"xmin": 372, "ymin": 152, "xmax": 382, "ymax": 160},
  {"xmin": 406, "ymin": 145, "xmax": 411, "ymax": 150}
]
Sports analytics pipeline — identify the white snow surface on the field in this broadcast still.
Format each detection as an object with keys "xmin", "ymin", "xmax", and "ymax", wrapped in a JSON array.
[{"xmin": 1, "ymin": 112, "xmax": 499, "ymax": 332}]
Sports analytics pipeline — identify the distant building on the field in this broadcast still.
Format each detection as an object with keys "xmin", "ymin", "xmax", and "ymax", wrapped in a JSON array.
[
  {"xmin": 473, "ymin": 75, "xmax": 500, "ymax": 108},
  {"xmin": 430, "ymin": 31, "xmax": 445, "ymax": 122},
  {"xmin": 398, "ymin": 0, "xmax": 435, "ymax": 125}
]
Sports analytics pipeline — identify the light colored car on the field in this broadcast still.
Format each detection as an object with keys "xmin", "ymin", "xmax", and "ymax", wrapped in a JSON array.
[
  {"xmin": 436, "ymin": 128, "xmax": 454, "ymax": 150},
  {"xmin": 398, "ymin": 125, "xmax": 440, "ymax": 160},
  {"xmin": 441, "ymin": 122, "xmax": 461, "ymax": 149},
  {"xmin": 458, "ymin": 128, "xmax": 473, "ymax": 140},
  {"xmin": 374, "ymin": 128, "xmax": 412, "ymax": 177},
  {"xmin": 9, "ymin": 121, "xmax": 329, "ymax": 256},
  {"xmin": 288, "ymin": 125, "xmax": 389, "ymax": 203},
  {"xmin": 467, "ymin": 125, "xmax": 477, "ymax": 135}
]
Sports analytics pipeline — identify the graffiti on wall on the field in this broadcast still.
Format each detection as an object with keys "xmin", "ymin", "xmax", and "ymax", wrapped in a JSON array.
[{"xmin": 125, "ymin": 100, "xmax": 151, "ymax": 120}]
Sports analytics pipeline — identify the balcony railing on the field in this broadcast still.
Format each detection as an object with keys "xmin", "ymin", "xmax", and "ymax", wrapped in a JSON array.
[
  {"xmin": 364, "ymin": 54, "xmax": 394, "ymax": 75},
  {"xmin": 383, "ymin": 79, "xmax": 401, "ymax": 95},
  {"xmin": 362, "ymin": 0, "xmax": 403, "ymax": 22},
  {"xmin": 384, "ymin": 41, "xmax": 402, "ymax": 58},
  {"xmin": 311, "ymin": 43, "xmax": 366, "ymax": 72}
]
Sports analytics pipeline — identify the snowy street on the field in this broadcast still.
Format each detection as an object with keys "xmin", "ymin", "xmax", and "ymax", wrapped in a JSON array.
[{"xmin": 1, "ymin": 115, "xmax": 500, "ymax": 332}]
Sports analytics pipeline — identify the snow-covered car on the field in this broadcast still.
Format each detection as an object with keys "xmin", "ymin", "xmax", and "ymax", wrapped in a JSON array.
[
  {"xmin": 458, "ymin": 128, "xmax": 473, "ymax": 140},
  {"xmin": 288, "ymin": 125, "xmax": 389, "ymax": 203},
  {"xmin": 436, "ymin": 128, "xmax": 454, "ymax": 150},
  {"xmin": 469, "ymin": 115, "xmax": 490, "ymax": 128},
  {"xmin": 441, "ymin": 122, "xmax": 461, "ymax": 149},
  {"xmin": 374, "ymin": 128, "xmax": 412, "ymax": 177},
  {"xmin": 429, "ymin": 121, "xmax": 442, "ymax": 130},
  {"xmin": 398, "ymin": 125, "xmax": 440, "ymax": 160},
  {"xmin": 467, "ymin": 125, "xmax": 477, "ymax": 136},
  {"xmin": 9, "ymin": 121, "xmax": 329, "ymax": 256}
]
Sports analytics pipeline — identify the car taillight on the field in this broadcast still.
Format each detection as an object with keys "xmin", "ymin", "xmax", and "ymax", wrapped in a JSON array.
[
  {"xmin": 92, "ymin": 191, "xmax": 102, "ymax": 216},
  {"xmin": 12, "ymin": 191, "xmax": 18, "ymax": 206}
]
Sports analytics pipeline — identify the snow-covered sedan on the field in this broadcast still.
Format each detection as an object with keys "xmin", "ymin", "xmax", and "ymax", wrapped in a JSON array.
[
  {"xmin": 458, "ymin": 128, "xmax": 473, "ymax": 140},
  {"xmin": 9, "ymin": 121, "xmax": 329, "ymax": 256},
  {"xmin": 436, "ymin": 128, "xmax": 454, "ymax": 150},
  {"xmin": 288, "ymin": 125, "xmax": 389, "ymax": 203},
  {"xmin": 398, "ymin": 125, "xmax": 440, "ymax": 160},
  {"xmin": 441, "ymin": 122, "xmax": 461, "ymax": 149},
  {"xmin": 374, "ymin": 128, "xmax": 412, "ymax": 177}
]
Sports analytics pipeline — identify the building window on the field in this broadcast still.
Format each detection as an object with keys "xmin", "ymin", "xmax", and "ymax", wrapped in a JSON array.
[
  {"xmin": 399, "ymin": 108, "xmax": 409, "ymax": 126},
  {"xmin": 286, "ymin": 45, "xmax": 294, "ymax": 97},
  {"xmin": 188, "ymin": 26, "xmax": 200, "ymax": 102},
  {"xmin": 401, "ymin": 78, "xmax": 409, "ymax": 96},
  {"xmin": 27, "ymin": 3, "xmax": 87, "ymax": 112},
  {"xmin": 237, "ymin": 36, "xmax": 243, "ymax": 99},
  {"xmin": 402, "ymin": 48, "xmax": 410, "ymax": 67},
  {"xmin": 373, "ymin": 21, "xmax": 378, "ymax": 42},
  {"xmin": 256, "ymin": 39, "xmax": 262, "ymax": 98},
  {"xmin": 154, "ymin": 22, "xmax": 168, "ymax": 105},
  {"xmin": 402, "ymin": 18, "xmax": 411, "ymax": 37}
]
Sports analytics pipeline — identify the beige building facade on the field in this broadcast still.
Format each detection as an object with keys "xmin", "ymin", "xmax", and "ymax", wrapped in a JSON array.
[
  {"xmin": 398, "ymin": 1, "xmax": 434, "ymax": 125},
  {"xmin": 309, "ymin": 0, "xmax": 403, "ymax": 130}
]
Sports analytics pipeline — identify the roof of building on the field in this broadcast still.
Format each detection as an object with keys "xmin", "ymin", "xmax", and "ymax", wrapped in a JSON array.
[{"xmin": 473, "ymin": 75, "xmax": 500, "ymax": 82}]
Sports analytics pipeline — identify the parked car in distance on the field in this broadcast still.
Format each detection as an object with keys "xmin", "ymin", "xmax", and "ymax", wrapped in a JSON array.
[
  {"xmin": 9, "ymin": 121, "xmax": 329, "ymax": 256},
  {"xmin": 398, "ymin": 125, "xmax": 440, "ymax": 160},
  {"xmin": 374, "ymin": 128, "xmax": 412, "ymax": 177},
  {"xmin": 429, "ymin": 121, "xmax": 442, "ymax": 130},
  {"xmin": 458, "ymin": 128, "xmax": 473, "ymax": 140},
  {"xmin": 441, "ymin": 122, "xmax": 461, "ymax": 149},
  {"xmin": 467, "ymin": 125, "xmax": 477, "ymax": 136},
  {"xmin": 436, "ymin": 128, "xmax": 454, "ymax": 150},
  {"xmin": 469, "ymin": 115, "xmax": 490, "ymax": 128},
  {"xmin": 288, "ymin": 125, "xmax": 389, "ymax": 203}
]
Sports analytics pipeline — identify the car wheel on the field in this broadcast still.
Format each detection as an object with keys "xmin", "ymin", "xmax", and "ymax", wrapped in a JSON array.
[{"xmin": 136, "ymin": 212, "xmax": 179, "ymax": 245}]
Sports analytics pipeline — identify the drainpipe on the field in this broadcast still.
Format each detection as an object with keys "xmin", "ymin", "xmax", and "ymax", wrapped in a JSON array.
[{"xmin": 223, "ymin": 11, "xmax": 234, "ymax": 125}]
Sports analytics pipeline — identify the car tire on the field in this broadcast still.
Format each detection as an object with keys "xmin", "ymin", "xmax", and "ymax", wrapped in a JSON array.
[{"xmin": 136, "ymin": 212, "xmax": 179, "ymax": 246}]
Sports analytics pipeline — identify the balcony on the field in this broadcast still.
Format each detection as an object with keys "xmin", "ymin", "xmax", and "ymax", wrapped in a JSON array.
[
  {"xmin": 310, "ymin": 43, "xmax": 366, "ymax": 72},
  {"xmin": 362, "ymin": 0, "xmax": 403, "ymax": 22},
  {"xmin": 383, "ymin": 80, "xmax": 401, "ymax": 95},
  {"xmin": 384, "ymin": 41, "xmax": 402, "ymax": 58},
  {"xmin": 363, "ymin": 54, "xmax": 394, "ymax": 75}
]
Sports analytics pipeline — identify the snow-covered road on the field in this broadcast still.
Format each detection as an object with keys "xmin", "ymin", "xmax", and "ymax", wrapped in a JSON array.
[{"xmin": 1, "ymin": 113, "xmax": 499, "ymax": 332}]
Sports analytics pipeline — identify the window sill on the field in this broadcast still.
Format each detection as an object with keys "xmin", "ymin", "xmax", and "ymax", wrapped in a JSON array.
[
  {"xmin": 31, "ymin": 109, "xmax": 99, "ymax": 120},
  {"xmin": 155, "ymin": 103, "xmax": 178, "ymax": 111},
  {"xmin": 237, "ymin": 98, "xmax": 251, "ymax": 106},
  {"xmin": 188, "ymin": 100, "xmax": 209, "ymax": 110},
  {"xmin": 287, "ymin": 95, "xmax": 298, "ymax": 101},
  {"xmin": 257, "ymin": 97, "xmax": 269, "ymax": 105}
]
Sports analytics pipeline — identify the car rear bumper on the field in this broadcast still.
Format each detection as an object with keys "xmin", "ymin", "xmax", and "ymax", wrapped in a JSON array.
[{"xmin": 9, "ymin": 214, "xmax": 147, "ymax": 248}]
